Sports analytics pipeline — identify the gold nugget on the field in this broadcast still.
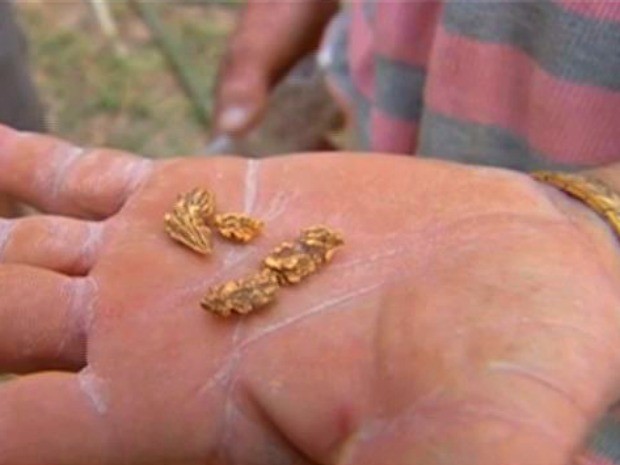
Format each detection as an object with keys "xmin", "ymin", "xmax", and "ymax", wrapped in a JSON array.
[
  {"xmin": 202, "ymin": 225, "xmax": 343, "ymax": 317},
  {"xmin": 263, "ymin": 241, "xmax": 318, "ymax": 285},
  {"xmin": 263, "ymin": 226, "xmax": 344, "ymax": 285},
  {"xmin": 299, "ymin": 225, "xmax": 345, "ymax": 263},
  {"xmin": 201, "ymin": 269, "xmax": 280, "ymax": 317},
  {"xmin": 164, "ymin": 188, "xmax": 216, "ymax": 255},
  {"xmin": 176, "ymin": 188, "xmax": 216, "ymax": 220},
  {"xmin": 164, "ymin": 211, "xmax": 213, "ymax": 255},
  {"xmin": 214, "ymin": 213, "xmax": 264, "ymax": 243}
]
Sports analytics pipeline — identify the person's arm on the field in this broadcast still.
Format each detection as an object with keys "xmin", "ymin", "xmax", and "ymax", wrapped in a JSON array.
[{"xmin": 214, "ymin": 0, "xmax": 339, "ymax": 135}]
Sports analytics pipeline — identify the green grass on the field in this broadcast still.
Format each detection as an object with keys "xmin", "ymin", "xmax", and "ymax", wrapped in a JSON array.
[{"xmin": 18, "ymin": 2, "xmax": 238, "ymax": 158}]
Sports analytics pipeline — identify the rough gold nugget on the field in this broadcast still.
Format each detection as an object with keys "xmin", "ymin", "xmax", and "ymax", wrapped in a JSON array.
[
  {"xmin": 203, "ymin": 225, "xmax": 344, "ymax": 317},
  {"xmin": 263, "ymin": 226, "xmax": 344, "ymax": 285},
  {"xmin": 263, "ymin": 242, "xmax": 318, "ymax": 285},
  {"xmin": 201, "ymin": 269, "xmax": 280, "ymax": 317},
  {"xmin": 176, "ymin": 188, "xmax": 216, "ymax": 219},
  {"xmin": 164, "ymin": 188, "xmax": 216, "ymax": 255},
  {"xmin": 299, "ymin": 225, "xmax": 345, "ymax": 264},
  {"xmin": 214, "ymin": 213, "xmax": 264, "ymax": 243}
]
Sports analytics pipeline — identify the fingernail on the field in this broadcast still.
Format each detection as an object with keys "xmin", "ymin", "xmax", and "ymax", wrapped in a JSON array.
[{"xmin": 219, "ymin": 106, "xmax": 251, "ymax": 132}]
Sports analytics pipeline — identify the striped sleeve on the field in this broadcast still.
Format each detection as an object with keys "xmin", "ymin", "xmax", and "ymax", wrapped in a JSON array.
[
  {"xmin": 581, "ymin": 414, "xmax": 620, "ymax": 465},
  {"xmin": 338, "ymin": 0, "xmax": 620, "ymax": 171}
]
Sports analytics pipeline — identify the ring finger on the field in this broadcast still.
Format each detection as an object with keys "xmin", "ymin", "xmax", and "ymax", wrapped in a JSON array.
[{"xmin": 0, "ymin": 215, "xmax": 102, "ymax": 275}]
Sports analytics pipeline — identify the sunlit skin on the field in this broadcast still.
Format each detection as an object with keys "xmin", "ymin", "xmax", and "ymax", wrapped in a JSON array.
[{"xmin": 0, "ymin": 124, "xmax": 619, "ymax": 465}]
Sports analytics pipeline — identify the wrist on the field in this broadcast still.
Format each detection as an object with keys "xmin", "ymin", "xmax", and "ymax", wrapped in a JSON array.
[
  {"xmin": 581, "ymin": 164, "xmax": 620, "ymax": 199},
  {"xmin": 533, "ymin": 168, "xmax": 620, "ymax": 285}
]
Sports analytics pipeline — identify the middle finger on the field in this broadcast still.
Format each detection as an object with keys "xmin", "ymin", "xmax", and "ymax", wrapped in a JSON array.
[{"xmin": 0, "ymin": 216, "xmax": 101, "ymax": 275}]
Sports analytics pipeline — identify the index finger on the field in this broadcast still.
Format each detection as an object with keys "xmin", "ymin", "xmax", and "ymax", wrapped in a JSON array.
[{"xmin": 0, "ymin": 125, "xmax": 153, "ymax": 218}]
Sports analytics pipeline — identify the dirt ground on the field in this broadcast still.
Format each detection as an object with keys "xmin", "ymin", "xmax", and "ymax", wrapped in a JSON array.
[{"xmin": 16, "ymin": 1, "xmax": 239, "ymax": 158}]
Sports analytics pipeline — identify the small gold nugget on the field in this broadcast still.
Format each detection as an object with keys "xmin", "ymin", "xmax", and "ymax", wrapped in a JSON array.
[
  {"xmin": 177, "ymin": 188, "xmax": 216, "ymax": 220},
  {"xmin": 201, "ymin": 269, "xmax": 280, "ymax": 317},
  {"xmin": 263, "ymin": 241, "xmax": 318, "ymax": 285},
  {"xmin": 164, "ymin": 188, "xmax": 216, "ymax": 255},
  {"xmin": 214, "ymin": 213, "xmax": 264, "ymax": 243},
  {"xmin": 263, "ymin": 226, "xmax": 344, "ymax": 285},
  {"xmin": 299, "ymin": 225, "xmax": 345, "ymax": 264}
]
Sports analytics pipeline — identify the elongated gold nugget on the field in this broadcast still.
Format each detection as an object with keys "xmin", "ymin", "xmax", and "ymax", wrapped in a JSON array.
[
  {"xmin": 164, "ymin": 188, "xmax": 216, "ymax": 255},
  {"xmin": 214, "ymin": 213, "xmax": 264, "ymax": 243},
  {"xmin": 201, "ymin": 269, "xmax": 280, "ymax": 317},
  {"xmin": 202, "ymin": 225, "xmax": 344, "ymax": 317},
  {"xmin": 263, "ymin": 226, "xmax": 344, "ymax": 285},
  {"xmin": 164, "ymin": 211, "xmax": 213, "ymax": 255}
]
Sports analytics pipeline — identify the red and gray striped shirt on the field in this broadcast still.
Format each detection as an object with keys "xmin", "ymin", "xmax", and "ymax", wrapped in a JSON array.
[
  {"xmin": 320, "ymin": 0, "xmax": 620, "ymax": 172},
  {"xmin": 320, "ymin": 1, "xmax": 620, "ymax": 463}
]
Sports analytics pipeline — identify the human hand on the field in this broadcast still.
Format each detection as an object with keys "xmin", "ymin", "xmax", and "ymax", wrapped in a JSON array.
[
  {"xmin": 0, "ymin": 125, "xmax": 619, "ymax": 465},
  {"xmin": 0, "ymin": 194, "xmax": 19, "ymax": 217},
  {"xmin": 213, "ymin": 1, "xmax": 338, "ymax": 136}
]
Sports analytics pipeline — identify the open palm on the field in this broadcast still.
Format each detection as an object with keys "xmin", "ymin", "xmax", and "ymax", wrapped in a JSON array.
[{"xmin": 0, "ymin": 125, "xmax": 619, "ymax": 465}]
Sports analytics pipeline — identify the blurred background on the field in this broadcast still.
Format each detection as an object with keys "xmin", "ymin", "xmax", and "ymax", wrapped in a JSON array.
[{"xmin": 16, "ymin": 1, "xmax": 239, "ymax": 158}]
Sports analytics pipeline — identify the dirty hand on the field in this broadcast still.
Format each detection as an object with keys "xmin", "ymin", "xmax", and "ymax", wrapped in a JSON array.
[
  {"xmin": 213, "ymin": 0, "xmax": 338, "ymax": 136},
  {"xmin": 0, "ymin": 125, "xmax": 619, "ymax": 465}
]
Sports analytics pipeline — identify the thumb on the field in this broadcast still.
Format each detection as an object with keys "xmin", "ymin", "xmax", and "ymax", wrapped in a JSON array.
[{"xmin": 213, "ymin": 65, "xmax": 270, "ymax": 136}]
